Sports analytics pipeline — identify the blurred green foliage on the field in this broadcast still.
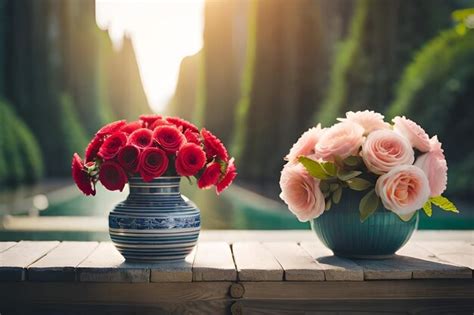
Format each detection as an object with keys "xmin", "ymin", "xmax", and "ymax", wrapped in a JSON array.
[
  {"xmin": 169, "ymin": 0, "xmax": 473, "ymax": 199},
  {"xmin": 194, "ymin": 47, "xmax": 207, "ymax": 127},
  {"xmin": 231, "ymin": 0, "xmax": 258, "ymax": 161},
  {"xmin": 0, "ymin": 0, "xmax": 150, "ymax": 185},
  {"xmin": 232, "ymin": 0, "xmax": 350, "ymax": 184},
  {"xmin": 388, "ymin": 17, "xmax": 474, "ymax": 197},
  {"xmin": 2, "ymin": 0, "xmax": 470, "ymax": 199},
  {"xmin": 58, "ymin": 93, "xmax": 89, "ymax": 160},
  {"xmin": 167, "ymin": 52, "xmax": 201, "ymax": 121},
  {"xmin": 317, "ymin": 0, "xmax": 458, "ymax": 126},
  {"xmin": 0, "ymin": 100, "xmax": 43, "ymax": 185},
  {"xmin": 169, "ymin": 0, "xmax": 245, "ymax": 143}
]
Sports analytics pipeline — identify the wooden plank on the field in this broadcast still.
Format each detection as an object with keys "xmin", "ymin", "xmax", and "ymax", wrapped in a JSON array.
[
  {"xmin": 4, "ymin": 281, "xmax": 470, "ymax": 305},
  {"xmin": 300, "ymin": 241, "xmax": 363, "ymax": 281},
  {"xmin": 353, "ymin": 250, "xmax": 472, "ymax": 280},
  {"xmin": 263, "ymin": 242, "xmax": 324, "ymax": 281},
  {"xmin": 232, "ymin": 242, "xmax": 283, "ymax": 281},
  {"xmin": 0, "ymin": 241, "xmax": 59, "ymax": 281},
  {"xmin": 192, "ymin": 242, "xmax": 237, "ymax": 281},
  {"xmin": 397, "ymin": 243, "xmax": 472, "ymax": 279},
  {"xmin": 0, "ymin": 242, "xmax": 17, "ymax": 253},
  {"xmin": 4, "ymin": 302, "xmax": 232, "ymax": 315},
  {"xmin": 353, "ymin": 256, "xmax": 419, "ymax": 280},
  {"xmin": 415, "ymin": 241, "xmax": 474, "ymax": 270},
  {"xmin": 77, "ymin": 242, "xmax": 149, "ymax": 283},
  {"xmin": 233, "ymin": 299, "xmax": 474, "ymax": 315},
  {"xmin": 0, "ymin": 282, "xmax": 232, "ymax": 304},
  {"xmin": 239, "ymin": 280, "xmax": 474, "ymax": 300},
  {"xmin": 28, "ymin": 242, "xmax": 99, "ymax": 281},
  {"xmin": 150, "ymin": 247, "xmax": 196, "ymax": 282}
]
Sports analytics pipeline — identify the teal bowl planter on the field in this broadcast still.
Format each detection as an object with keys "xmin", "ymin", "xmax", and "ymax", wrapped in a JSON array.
[{"xmin": 311, "ymin": 190, "xmax": 418, "ymax": 259}]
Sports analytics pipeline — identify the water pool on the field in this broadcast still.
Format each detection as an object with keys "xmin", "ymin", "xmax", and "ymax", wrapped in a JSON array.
[{"xmin": 0, "ymin": 180, "xmax": 472, "ymax": 241}]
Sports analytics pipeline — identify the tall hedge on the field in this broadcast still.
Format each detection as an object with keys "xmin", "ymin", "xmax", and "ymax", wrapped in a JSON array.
[
  {"xmin": 387, "ymin": 24, "xmax": 474, "ymax": 196},
  {"xmin": 199, "ymin": 0, "xmax": 242, "ymax": 143},
  {"xmin": 58, "ymin": 93, "xmax": 89, "ymax": 164},
  {"xmin": 167, "ymin": 52, "xmax": 200, "ymax": 121},
  {"xmin": 105, "ymin": 34, "xmax": 150, "ymax": 121},
  {"xmin": 0, "ymin": 0, "xmax": 150, "ymax": 181},
  {"xmin": 0, "ymin": 100, "xmax": 43, "ymax": 185},
  {"xmin": 316, "ymin": 0, "xmax": 458, "ymax": 126},
  {"xmin": 232, "ymin": 0, "xmax": 341, "ymax": 184},
  {"xmin": 168, "ymin": 0, "xmax": 250, "ymax": 141}
]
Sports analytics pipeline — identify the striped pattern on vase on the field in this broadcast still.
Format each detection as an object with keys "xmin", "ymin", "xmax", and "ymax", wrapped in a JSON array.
[{"xmin": 109, "ymin": 176, "xmax": 200, "ymax": 262}]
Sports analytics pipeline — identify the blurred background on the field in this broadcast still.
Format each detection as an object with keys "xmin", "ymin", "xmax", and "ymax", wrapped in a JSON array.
[{"xmin": 0, "ymin": 0, "xmax": 473, "ymax": 240}]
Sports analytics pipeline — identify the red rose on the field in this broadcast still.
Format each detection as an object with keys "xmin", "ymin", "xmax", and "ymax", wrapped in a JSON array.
[
  {"xmin": 198, "ymin": 162, "xmax": 222, "ymax": 189},
  {"xmin": 128, "ymin": 128, "xmax": 153, "ymax": 148},
  {"xmin": 149, "ymin": 118, "xmax": 172, "ymax": 130},
  {"xmin": 72, "ymin": 153, "xmax": 96, "ymax": 196},
  {"xmin": 98, "ymin": 132, "xmax": 127, "ymax": 160},
  {"xmin": 175, "ymin": 143, "xmax": 206, "ymax": 176},
  {"xmin": 117, "ymin": 145, "xmax": 140, "ymax": 172},
  {"xmin": 216, "ymin": 159, "xmax": 237, "ymax": 194},
  {"xmin": 99, "ymin": 161, "xmax": 128, "ymax": 191},
  {"xmin": 153, "ymin": 125, "xmax": 186, "ymax": 153},
  {"xmin": 184, "ymin": 129, "xmax": 201, "ymax": 145},
  {"xmin": 201, "ymin": 128, "xmax": 229, "ymax": 161},
  {"xmin": 85, "ymin": 135, "xmax": 103, "ymax": 162},
  {"xmin": 140, "ymin": 114, "xmax": 163, "ymax": 127},
  {"xmin": 120, "ymin": 121, "xmax": 143, "ymax": 134},
  {"xmin": 96, "ymin": 120, "xmax": 126, "ymax": 137},
  {"xmin": 139, "ymin": 147, "xmax": 169, "ymax": 182},
  {"xmin": 166, "ymin": 117, "xmax": 199, "ymax": 133}
]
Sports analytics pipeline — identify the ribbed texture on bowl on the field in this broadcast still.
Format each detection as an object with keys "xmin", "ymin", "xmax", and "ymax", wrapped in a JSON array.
[{"xmin": 311, "ymin": 190, "xmax": 418, "ymax": 258}]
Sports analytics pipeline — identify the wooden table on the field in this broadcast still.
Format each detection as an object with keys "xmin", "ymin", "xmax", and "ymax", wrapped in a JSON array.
[{"xmin": 0, "ymin": 230, "xmax": 472, "ymax": 314}]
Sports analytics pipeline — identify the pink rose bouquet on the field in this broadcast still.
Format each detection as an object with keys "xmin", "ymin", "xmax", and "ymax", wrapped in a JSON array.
[
  {"xmin": 72, "ymin": 115, "xmax": 237, "ymax": 196},
  {"xmin": 280, "ymin": 110, "xmax": 458, "ymax": 222}
]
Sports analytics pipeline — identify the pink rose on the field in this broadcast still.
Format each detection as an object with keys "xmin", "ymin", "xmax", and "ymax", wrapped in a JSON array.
[
  {"xmin": 392, "ymin": 116, "xmax": 430, "ymax": 152},
  {"xmin": 338, "ymin": 110, "xmax": 390, "ymax": 135},
  {"xmin": 414, "ymin": 136, "xmax": 447, "ymax": 197},
  {"xmin": 314, "ymin": 121, "xmax": 364, "ymax": 161},
  {"xmin": 285, "ymin": 124, "xmax": 325, "ymax": 163},
  {"xmin": 361, "ymin": 130, "xmax": 414, "ymax": 174},
  {"xmin": 279, "ymin": 163, "xmax": 325, "ymax": 222},
  {"xmin": 375, "ymin": 165, "xmax": 430, "ymax": 216}
]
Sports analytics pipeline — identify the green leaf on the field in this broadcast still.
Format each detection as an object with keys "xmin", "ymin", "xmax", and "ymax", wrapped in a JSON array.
[
  {"xmin": 430, "ymin": 196, "xmax": 459, "ymax": 213},
  {"xmin": 398, "ymin": 212, "xmax": 416, "ymax": 222},
  {"xmin": 347, "ymin": 178, "xmax": 372, "ymax": 191},
  {"xmin": 325, "ymin": 199, "xmax": 332, "ymax": 211},
  {"xmin": 321, "ymin": 162, "xmax": 337, "ymax": 177},
  {"xmin": 359, "ymin": 189, "xmax": 379, "ymax": 222},
  {"xmin": 319, "ymin": 181, "xmax": 330, "ymax": 192},
  {"xmin": 298, "ymin": 156, "xmax": 330, "ymax": 180},
  {"xmin": 452, "ymin": 8, "xmax": 474, "ymax": 23},
  {"xmin": 343, "ymin": 156, "xmax": 361, "ymax": 167},
  {"xmin": 337, "ymin": 169, "xmax": 362, "ymax": 181},
  {"xmin": 333, "ymin": 155, "xmax": 344, "ymax": 166},
  {"xmin": 329, "ymin": 183, "xmax": 340, "ymax": 192},
  {"xmin": 332, "ymin": 186, "xmax": 342, "ymax": 204},
  {"xmin": 422, "ymin": 201, "xmax": 432, "ymax": 217}
]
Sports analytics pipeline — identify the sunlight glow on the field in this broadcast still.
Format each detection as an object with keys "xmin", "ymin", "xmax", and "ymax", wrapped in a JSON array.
[{"xmin": 96, "ymin": 0, "xmax": 205, "ymax": 112}]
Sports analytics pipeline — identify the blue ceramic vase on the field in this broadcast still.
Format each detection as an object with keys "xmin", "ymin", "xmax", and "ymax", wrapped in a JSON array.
[
  {"xmin": 109, "ymin": 176, "xmax": 200, "ymax": 262},
  {"xmin": 311, "ymin": 189, "xmax": 418, "ymax": 259}
]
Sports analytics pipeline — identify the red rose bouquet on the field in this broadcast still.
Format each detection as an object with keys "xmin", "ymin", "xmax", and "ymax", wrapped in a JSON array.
[{"xmin": 72, "ymin": 115, "xmax": 237, "ymax": 196}]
